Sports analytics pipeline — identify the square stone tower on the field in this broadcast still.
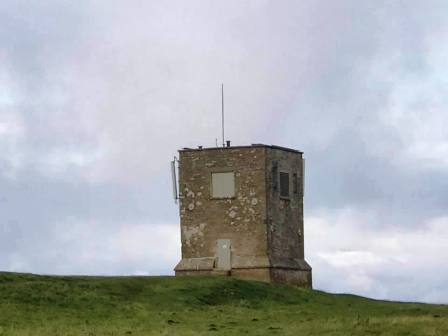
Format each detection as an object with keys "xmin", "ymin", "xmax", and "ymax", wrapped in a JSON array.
[{"xmin": 174, "ymin": 144, "xmax": 312, "ymax": 287}]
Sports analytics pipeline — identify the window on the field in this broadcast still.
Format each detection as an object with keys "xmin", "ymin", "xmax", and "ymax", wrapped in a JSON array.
[
  {"xmin": 211, "ymin": 172, "xmax": 235, "ymax": 198},
  {"xmin": 279, "ymin": 172, "xmax": 290, "ymax": 198},
  {"xmin": 293, "ymin": 173, "xmax": 298, "ymax": 194},
  {"xmin": 272, "ymin": 161, "xmax": 278, "ymax": 191}
]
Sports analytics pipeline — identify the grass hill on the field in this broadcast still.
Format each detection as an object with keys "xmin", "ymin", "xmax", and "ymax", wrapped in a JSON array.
[{"xmin": 0, "ymin": 272, "xmax": 446, "ymax": 335}]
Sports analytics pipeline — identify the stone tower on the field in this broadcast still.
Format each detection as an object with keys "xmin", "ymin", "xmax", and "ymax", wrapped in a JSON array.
[{"xmin": 174, "ymin": 144, "xmax": 312, "ymax": 287}]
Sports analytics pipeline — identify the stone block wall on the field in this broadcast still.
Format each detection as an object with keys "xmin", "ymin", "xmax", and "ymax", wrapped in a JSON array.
[
  {"xmin": 266, "ymin": 147, "xmax": 305, "ymax": 267},
  {"xmin": 176, "ymin": 146, "xmax": 269, "ymax": 270}
]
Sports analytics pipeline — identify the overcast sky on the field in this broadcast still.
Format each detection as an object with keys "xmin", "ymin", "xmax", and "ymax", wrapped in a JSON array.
[{"xmin": 1, "ymin": 0, "xmax": 448, "ymax": 304}]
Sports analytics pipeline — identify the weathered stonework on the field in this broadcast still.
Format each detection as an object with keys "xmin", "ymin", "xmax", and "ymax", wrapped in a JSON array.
[{"xmin": 174, "ymin": 144, "xmax": 312, "ymax": 287}]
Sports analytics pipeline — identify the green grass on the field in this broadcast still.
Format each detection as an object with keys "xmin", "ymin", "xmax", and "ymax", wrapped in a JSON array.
[{"xmin": 0, "ymin": 272, "xmax": 446, "ymax": 335}]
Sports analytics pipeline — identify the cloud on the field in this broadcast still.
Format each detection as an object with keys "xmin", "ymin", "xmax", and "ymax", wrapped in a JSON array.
[
  {"xmin": 0, "ymin": 113, "xmax": 25, "ymax": 179},
  {"xmin": 2, "ymin": 217, "xmax": 180, "ymax": 276},
  {"xmin": 2, "ymin": 0, "xmax": 289, "ymax": 184},
  {"xmin": 307, "ymin": 209, "xmax": 448, "ymax": 303}
]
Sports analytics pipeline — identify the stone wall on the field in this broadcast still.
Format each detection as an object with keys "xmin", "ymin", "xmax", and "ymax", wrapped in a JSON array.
[
  {"xmin": 266, "ymin": 148, "xmax": 305, "ymax": 267},
  {"xmin": 176, "ymin": 146, "xmax": 269, "ymax": 270},
  {"xmin": 270, "ymin": 268, "xmax": 312, "ymax": 288}
]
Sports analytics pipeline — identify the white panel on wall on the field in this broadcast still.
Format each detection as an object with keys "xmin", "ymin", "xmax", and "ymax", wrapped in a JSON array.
[{"xmin": 211, "ymin": 172, "xmax": 235, "ymax": 198}]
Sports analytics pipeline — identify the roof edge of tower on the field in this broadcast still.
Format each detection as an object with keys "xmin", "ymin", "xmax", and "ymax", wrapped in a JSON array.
[{"xmin": 179, "ymin": 144, "xmax": 303, "ymax": 154}]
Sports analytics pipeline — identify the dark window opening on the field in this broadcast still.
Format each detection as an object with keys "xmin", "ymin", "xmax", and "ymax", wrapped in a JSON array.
[
  {"xmin": 272, "ymin": 161, "xmax": 278, "ymax": 191},
  {"xmin": 280, "ymin": 172, "xmax": 290, "ymax": 198},
  {"xmin": 293, "ymin": 173, "xmax": 298, "ymax": 194}
]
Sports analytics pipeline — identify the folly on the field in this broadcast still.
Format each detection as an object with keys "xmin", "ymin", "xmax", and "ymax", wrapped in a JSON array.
[{"xmin": 173, "ymin": 143, "xmax": 312, "ymax": 287}]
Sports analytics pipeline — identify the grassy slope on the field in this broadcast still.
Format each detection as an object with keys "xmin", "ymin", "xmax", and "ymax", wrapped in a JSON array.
[{"xmin": 0, "ymin": 272, "xmax": 446, "ymax": 336}]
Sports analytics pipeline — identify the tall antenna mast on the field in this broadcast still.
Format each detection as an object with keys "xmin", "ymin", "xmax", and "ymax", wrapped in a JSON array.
[{"xmin": 221, "ymin": 83, "xmax": 225, "ymax": 147}]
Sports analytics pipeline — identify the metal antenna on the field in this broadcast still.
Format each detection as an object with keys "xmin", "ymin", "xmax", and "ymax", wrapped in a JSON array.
[
  {"xmin": 171, "ymin": 157, "xmax": 178, "ymax": 204},
  {"xmin": 221, "ymin": 83, "xmax": 225, "ymax": 147}
]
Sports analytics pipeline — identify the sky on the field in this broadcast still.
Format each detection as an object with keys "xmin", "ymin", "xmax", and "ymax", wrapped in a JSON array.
[{"xmin": 1, "ymin": 0, "xmax": 448, "ymax": 304}]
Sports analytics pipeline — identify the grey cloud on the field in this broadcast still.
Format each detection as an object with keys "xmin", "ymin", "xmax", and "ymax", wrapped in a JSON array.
[
  {"xmin": 0, "ymin": 171, "xmax": 178, "ymax": 275},
  {"xmin": 304, "ymin": 129, "xmax": 448, "ymax": 226},
  {"xmin": 0, "ymin": 171, "xmax": 177, "ymax": 227}
]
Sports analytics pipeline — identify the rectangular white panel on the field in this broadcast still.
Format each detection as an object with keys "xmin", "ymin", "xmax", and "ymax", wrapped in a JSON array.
[{"xmin": 211, "ymin": 172, "xmax": 235, "ymax": 198}]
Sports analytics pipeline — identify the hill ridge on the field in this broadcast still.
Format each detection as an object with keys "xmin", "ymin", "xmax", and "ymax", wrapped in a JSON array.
[{"xmin": 0, "ymin": 272, "xmax": 446, "ymax": 335}]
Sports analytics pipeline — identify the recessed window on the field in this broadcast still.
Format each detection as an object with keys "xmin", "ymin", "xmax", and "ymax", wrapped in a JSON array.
[
  {"xmin": 293, "ymin": 173, "xmax": 298, "ymax": 194},
  {"xmin": 211, "ymin": 172, "xmax": 235, "ymax": 198},
  {"xmin": 272, "ymin": 161, "xmax": 278, "ymax": 191},
  {"xmin": 280, "ymin": 172, "xmax": 290, "ymax": 198}
]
